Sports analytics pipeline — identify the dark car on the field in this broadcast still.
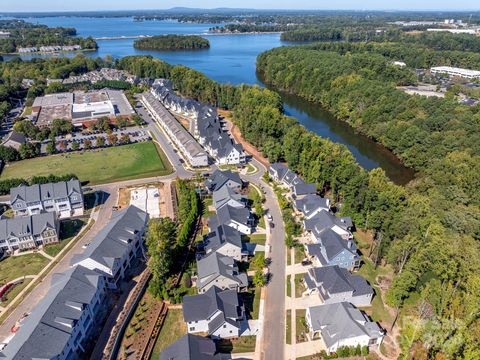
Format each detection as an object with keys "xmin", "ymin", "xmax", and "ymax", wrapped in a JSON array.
[{"xmin": 301, "ymin": 259, "xmax": 312, "ymax": 266}]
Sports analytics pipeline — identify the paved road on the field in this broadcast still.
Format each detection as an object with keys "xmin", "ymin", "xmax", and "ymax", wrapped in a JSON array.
[{"xmin": 243, "ymin": 159, "xmax": 286, "ymax": 360}]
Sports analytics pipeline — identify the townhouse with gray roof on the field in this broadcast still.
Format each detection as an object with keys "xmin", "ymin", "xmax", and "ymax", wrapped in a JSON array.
[
  {"xmin": 70, "ymin": 205, "xmax": 148, "ymax": 289},
  {"xmin": 205, "ymin": 170, "xmax": 243, "ymax": 193},
  {"xmin": 2, "ymin": 130, "xmax": 26, "ymax": 151},
  {"xmin": 0, "ymin": 212, "xmax": 59, "ymax": 253},
  {"xmin": 153, "ymin": 80, "xmax": 245, "ymax": 165},
  {"xmin": 160, "ymin": 334, "xmax": 231, "ymax": 360},
  {"xmin": 304, "ymin": 210, "xmax": 353, "ymax": 240},
  {"xmin": 305, "ymin": 229, "xmax": 360, "ymax": 271},
  {"xmin": 303, "ymin": 265, "xmax": 374, "ymax": 306},
  {"xmin": 291, "ymin": 180, "xmax": 317, "ymax": 198},
  {"xmin": 208, "ymin": 205, "xmax": 254, "ymax": 235},
  {"xmin": 268, "ymin": 163, "xmax": 289, "ymax": 182},
  {"xmin": 10, "ymin": 179, "xmax": 84, "ymax": 219},
  {"xmin": 183, "ymin": 286, "xmax": 246, "ymax": 339},
  {"xmin": 212, "ymin": 185, "xmax": 247, "ymax": 210},
  {"xmin": 0, "ymin": 265, "xmax": 106, "ymax": 360},
  {"xmin": 294, "ymin": 194, "xmax": 330, "ymax": 220},
  {"xmin": 196, "ymin": 252, "xmax": 248, "ymax": 293},
  {"xmin": 142, "ymin": 91, "xmax": 208, "ymax": 167},
  {"xmin": 203, "ymin": 224, "xmax": 246, "ymax": 261},
  {"xmin": 305, "ymin": 302, "xmax": 384, "ymax": 353}
]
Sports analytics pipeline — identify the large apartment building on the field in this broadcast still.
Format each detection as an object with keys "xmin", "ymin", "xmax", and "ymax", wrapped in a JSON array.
[
  {"xmin": 10, "ymin": 179, "xmax": 84, "ymax": 219},
  {"xmin": 0, "ymin": 212, "xmax": 59, "ymax": 253},
  {"xmin": 70, "ymin": 205, "xmax": 148, "ymax": 289}
]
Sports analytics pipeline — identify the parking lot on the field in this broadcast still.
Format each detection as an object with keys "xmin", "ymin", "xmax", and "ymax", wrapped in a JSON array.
[{"xmin": 39, "ymin": 127, "xmax": 152, "ymax": 153}]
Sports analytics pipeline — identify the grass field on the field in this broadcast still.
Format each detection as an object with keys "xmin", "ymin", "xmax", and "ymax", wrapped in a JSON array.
[
  {"xmin": 218, "ymin": 336, "xmax": 257, "ymax": 353},
  {"xmin": 1, "ymin": 142, "xmax": 173, "ymax": 185},
  {"xmin": 0, "ymin": 253, "xmax": 49, "ymax": 283},
  {"xmin": 150, "ymin": 309, "xmax": 186, "ymax": 359},
  {"xmin": 295, "ymin": 273, "xmax": 305, "ymax": 298},
  {"xmin": 286, "ymin": 310, "xmax": 292, "ymax": 345}
]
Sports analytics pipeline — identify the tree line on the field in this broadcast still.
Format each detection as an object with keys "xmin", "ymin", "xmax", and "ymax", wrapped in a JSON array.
[
  {"xmin": 0, "ymin": 20, "xmax": 97, "ymax": 54},
  {"xmin": 146, "ymin": 180, "xmax": 200, "ymax": 303}
]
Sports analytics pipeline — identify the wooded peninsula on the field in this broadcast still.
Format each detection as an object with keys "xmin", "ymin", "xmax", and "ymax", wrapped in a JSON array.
[{"xmin": 133, "ymin": 35, "xmax": 210, "ymax": 50}]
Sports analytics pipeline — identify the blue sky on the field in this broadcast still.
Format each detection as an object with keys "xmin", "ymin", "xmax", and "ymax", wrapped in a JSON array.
[{"xmin": 2, "ymin": 0, "xmax": 479, "ymax": 12}]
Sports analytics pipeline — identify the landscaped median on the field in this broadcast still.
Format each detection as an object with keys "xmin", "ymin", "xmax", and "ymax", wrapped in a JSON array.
[{"xmin": 0, "ymin": 141, "xmax": 173, "ymax": 185}]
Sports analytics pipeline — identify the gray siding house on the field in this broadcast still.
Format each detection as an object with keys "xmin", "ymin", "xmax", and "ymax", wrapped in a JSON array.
[
  {"xmin": 196, "ymin": 252, "xmax": 248, "ymax": 293},
  {"xmin": 305, "ymin": 229, "xmax": 360, "ymax": 271},
  {"xmin": 0, "ymin": 212, "xmax": 59, "ymax": 253},
  {"xmin": 303, "ymin": 265, "xmax": 374, "ymax": 306},
  {"xmin": 10, "ymin": 179, "xmax": 84, "ymax": 219}
]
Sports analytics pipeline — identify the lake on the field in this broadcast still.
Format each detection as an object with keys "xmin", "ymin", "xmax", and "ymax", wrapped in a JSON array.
[{"xmin": 7, "ymin": 16, "xmax": 414, "ymax": 184}]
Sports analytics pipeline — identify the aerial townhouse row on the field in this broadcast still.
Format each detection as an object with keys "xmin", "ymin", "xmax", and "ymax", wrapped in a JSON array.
[
  {"xmin": 162, "ymin": 170, "xmax": 256, "ymax": 356},
  {"xmin": 269, "ymin": 163, "xmax": 385, "ymax": 354},
  {"xmin": 0, "ymin": 205, "xmax": 149, "ymax": 360},
  {"xmin": 0, "ymin": 179, "xmax": 84, "ymax": 255},
  {"xmin": 150, "ymin": 80, "xmax": 246, "ymax": 165},
  {"xmin": 141, "ymin": 91, "xmax": 209, "ymax": 167}
]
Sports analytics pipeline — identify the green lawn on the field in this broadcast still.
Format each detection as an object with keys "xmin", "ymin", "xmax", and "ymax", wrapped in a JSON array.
[
  {"xmin": 296, "ymin": 309, "xmax": 308, "ymax": 343},
  {"xmin": 218, "ymin": 336, "xmax": 257, "ymax": 353},
  {"xmin": 286, "ymin": 275, "xmax": 291, "ymax": 297},
  {"xmin": 0, "ymin": 254, "xmax": 50, "ymax": 283},
  {"xmin": 242, "ymin": 234, "xmax": 266, "ymax": 246},
  {"xmin": 1, "ymin": 142, "xmax": 172, "ymax": 185},
  {"xmin": 295, "ymin": 273, "xmax": 305, "ymax": 298},
  {"xmin": 44, "ymin": 219, "xmax": 86, "ymax": 257},
  {"xmin": 150, "ymin": 309, "xmax": 186, "ymax": 359},
  {"xmin": 242, "ymin": 287, "xmax": 261, "ymax": 320},
  {"xmin": 286, "ymin": 310, "xmax": 292, "ymax": 345},
  {"xmin": 294, "ymin": 245, "xmax": 305, "ymax": 264},
  {"xmin": 357, "ymin": 253, "xmax": 395, "ymax": 325}
]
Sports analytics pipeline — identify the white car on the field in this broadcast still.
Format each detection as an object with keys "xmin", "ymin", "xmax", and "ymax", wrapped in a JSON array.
[
  {"xmin": 266, "ymin": 213, "xmax": 273, "ymax": 221},
  {"xmin": 82, "ymin": 243, "xmax": 90, "ymax": 249}
]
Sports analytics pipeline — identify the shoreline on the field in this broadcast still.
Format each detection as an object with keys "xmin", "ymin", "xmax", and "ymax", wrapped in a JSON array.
[{"xmin": 1, "ymin": 48, "xmax": 97, "ymax": 56}]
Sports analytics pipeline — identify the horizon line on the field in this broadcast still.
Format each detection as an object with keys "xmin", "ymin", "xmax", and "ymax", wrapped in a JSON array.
[{"xmin": 2, "ymin": 7, "xmax": 480, "ymax": 14}]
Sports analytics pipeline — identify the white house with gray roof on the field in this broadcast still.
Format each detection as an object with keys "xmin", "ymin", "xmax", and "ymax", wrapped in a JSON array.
[
  {"xmin": 304, "ymin": 210, "xmax": 353, "ymax": 240},
  {"xmin": 196, "ymin": 252, "xmax": 248, "ymax": 293},
  {"xmin": 268, "ymin": 163, "xmax": 289, "ymax": 182},
  {"xmin": 305, "ymin": 229, "xmax": 360, "ymax": 271},
  {"xmin": 205, "ymin": 170, "xmax": 243, "ymax": 193},
  {"xmin": 10, "ymin": 179, "xmax": 84, "ymax": 219},
  {"xmin": 303, "ymin": 266, "xmax": 374, "ymax": 306},
  {"xmin": 70, "ymin": 205, "xmax": 148, "ymax": 289},
  {"xmin": 0, "ymin": 212, "xmax": 59, "ymax": 253},
  {"xmin": 160, "ymin": 334, "xmax": 231, "ymax": 360},
  {"xmin": 203, "ymin": 224, "xmax": 245, "ymax": 261},
  {"xmin": 208, "ymin": 204, "xmax": 254, "ymax": 235},
  {"xmin": 294, "ymin": 194, "xmax": 330, "ymax": 220},
  {"xmin": 182, "ymin": 286, "xmax": 246, "ymax": 338},
  {"xmin": 305, "ymin": 302, "xmax": 384, "ymax": 353},
  {"xmin": 0, "ymin": 265, "xmax": 106, "ymax": 360},
  {"xmin": 212, "ymin": 185, "xmax": 247, "ymax": 210}
]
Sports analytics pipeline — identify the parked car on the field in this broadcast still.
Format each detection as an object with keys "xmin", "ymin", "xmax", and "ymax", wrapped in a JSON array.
[
  {"xmin": 266, "ymin": 213, "xmax": 273, "ymax": 221},
  {"xmin": 301, "ymin": 259, "xmax": 312, "ymax": 266}
]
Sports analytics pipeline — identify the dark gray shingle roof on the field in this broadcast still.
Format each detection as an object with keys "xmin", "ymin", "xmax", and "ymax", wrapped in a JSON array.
[
  {"xmin": 160, "ymin": 334, "xmax": 231, "ymax": 360},
  {"xmin": 307, "ymin": 302, "xmax": 384, "ymax": 348}
]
